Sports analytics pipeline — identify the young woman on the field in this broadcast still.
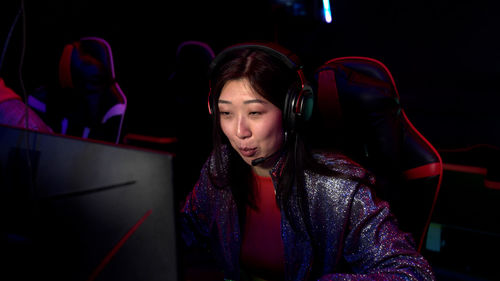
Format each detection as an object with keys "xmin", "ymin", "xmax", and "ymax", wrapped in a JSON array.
[{"xmin": 180, "ymin": 42, "xmax": 435, "ymax": 281}]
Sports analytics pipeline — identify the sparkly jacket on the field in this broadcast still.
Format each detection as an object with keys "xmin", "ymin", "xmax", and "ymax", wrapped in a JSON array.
[{"xmin": 181, "ymin": 147, "xmax": 435, "ymax": 281}]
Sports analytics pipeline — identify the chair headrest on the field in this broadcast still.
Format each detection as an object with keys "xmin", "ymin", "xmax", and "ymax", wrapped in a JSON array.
[
  {"xmin": 315, "ymin": 57, "xmax": 442, "ymax": 176},
  {"xmin": 59, "ymin": 37, "xmax": 125, "ymax": 104},
  {"xmin": 173, "ymin": 41, "xmax": 215, "ymax": 78},
  {"xmin": 59, "ymin": 37, "xmax": 114, "ymax": 88}
]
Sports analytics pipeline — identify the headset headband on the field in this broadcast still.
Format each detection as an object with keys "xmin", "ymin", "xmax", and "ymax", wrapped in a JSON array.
[{"xmin": 208, "ymin": 42, "xmax": 303, "ymax": 77}]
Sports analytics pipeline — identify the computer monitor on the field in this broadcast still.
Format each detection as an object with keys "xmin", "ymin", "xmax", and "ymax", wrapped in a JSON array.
[{"xmin": 0, "ymin": 124, "xmax": 180, "ymax": 281}]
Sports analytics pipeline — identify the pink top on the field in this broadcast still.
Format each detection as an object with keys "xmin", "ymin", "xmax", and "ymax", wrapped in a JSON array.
[{"xmin": 240, "ymin": 172, "xmax": 285, "ymax": 280}]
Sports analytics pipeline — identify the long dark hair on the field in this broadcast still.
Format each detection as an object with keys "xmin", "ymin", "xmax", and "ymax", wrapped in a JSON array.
[{"xmin": 208, "ymin": 43, "xmax": 355, "ymax": 230}]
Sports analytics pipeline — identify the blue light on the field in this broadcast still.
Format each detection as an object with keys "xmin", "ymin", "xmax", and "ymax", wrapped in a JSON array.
[{"xmin": 322, "ymin": 0, "xmax": 332, "ymax": 23}]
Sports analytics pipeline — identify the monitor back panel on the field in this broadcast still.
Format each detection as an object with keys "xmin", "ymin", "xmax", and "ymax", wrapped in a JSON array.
[{"xmin": 0, "ymin": 125, "xmax": 179, "ymax": 281}]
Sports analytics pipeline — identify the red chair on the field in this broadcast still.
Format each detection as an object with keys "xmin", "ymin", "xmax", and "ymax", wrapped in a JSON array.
[{"xmin": 314, "ymin": 57, "xmax": 443, "ymax": 251}]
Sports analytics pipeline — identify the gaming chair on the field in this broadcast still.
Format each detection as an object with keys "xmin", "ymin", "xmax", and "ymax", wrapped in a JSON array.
[
  {"xmin": 28, "ymin": 37, "xmax": 127, "ymax": 144},
  {"xmin": 313, "ymin": 57, "xmax": 443, "ymax": 251}
]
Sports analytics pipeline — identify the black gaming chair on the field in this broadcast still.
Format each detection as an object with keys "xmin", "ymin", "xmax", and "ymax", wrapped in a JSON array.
[{"xmin": 313, "ymin": 57, "xmax": 443, "ymax": 251}]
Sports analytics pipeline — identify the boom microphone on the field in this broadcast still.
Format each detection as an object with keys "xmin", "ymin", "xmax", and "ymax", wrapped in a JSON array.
[
  {"xmin": 251, "ymin": 149, "xmax": 282, "ymax": 166},
  {"xmin": 251, "ymin": 133, "xmax": 288, "ymax": 166},
  {"xmin": 251, "ymin": 156, "xmax": 268, "ymax": 166}
]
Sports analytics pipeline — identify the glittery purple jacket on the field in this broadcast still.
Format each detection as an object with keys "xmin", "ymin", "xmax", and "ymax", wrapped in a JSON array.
[{"xmin": 181, "ymin": 147, "xmax": 435, "ymax": 281}]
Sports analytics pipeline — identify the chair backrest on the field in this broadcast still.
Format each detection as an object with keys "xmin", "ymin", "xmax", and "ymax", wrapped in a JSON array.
[
  {"xmin": 169, "ymin": 40, "xmax": 215, "ymax": 199},
  {"xmin": 313, "ymin": 57, "xmax": 443, "ymax": 251},
  {"xmin": 60, "ymin": 37, "xmax": 127, "ymax": 143},
  {"xmin": 167, "ymin": 40, "xmax": 214, "ymax": 140},
  {"xmin": 28, "ymin": 37, "xmax": 126, "ymax": 144},
  {"xmin": 121, "ymin": 40, "xmax": 215, "ymax": 207}
]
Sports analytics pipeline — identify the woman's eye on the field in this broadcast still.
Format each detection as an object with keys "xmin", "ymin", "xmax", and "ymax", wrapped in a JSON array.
[
  {"xmin": 219, "ymin": 111, "xmax": 231, "ymax": 117},
  {"xmin": 249, "ymin": 111, "xmax": 261, "ymax": 116}
]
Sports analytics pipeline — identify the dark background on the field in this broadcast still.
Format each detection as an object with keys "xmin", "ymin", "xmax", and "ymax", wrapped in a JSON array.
[
  {"xmin": 1, "ymin": 1, "xmax": 500, "ymax": 280},
  {"xmin": 1, "ymin": 0, "xmax": 499, "ymax": 150}
]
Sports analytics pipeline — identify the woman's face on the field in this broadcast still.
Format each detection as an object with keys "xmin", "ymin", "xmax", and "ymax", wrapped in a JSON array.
[{"xmin": 218, "ymin": 78, "xmax": 283, "ymax": 173}]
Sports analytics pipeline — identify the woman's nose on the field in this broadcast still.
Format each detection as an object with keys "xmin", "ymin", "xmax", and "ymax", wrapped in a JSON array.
[{"xmin": 236, "ymin": 116, "xmax": 251, "ymax": 139}]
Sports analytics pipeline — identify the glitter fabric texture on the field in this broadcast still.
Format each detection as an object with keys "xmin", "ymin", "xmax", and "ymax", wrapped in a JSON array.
[{"xmin": 181, "ymin": 147, "xmax": 435, "ymax": 281}]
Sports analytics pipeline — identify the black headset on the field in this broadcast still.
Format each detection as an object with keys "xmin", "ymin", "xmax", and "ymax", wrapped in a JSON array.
[{"xmin": 207, "ymin": 42, "xmax": 314, "ymax": 133}]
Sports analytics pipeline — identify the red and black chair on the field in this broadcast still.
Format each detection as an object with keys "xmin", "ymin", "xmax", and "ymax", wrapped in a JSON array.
[
  {"xmin": 28, "ymin": 37, "xmax": 127, "ymax": 144},
  {"xmin": 313, "ymin": 57, "xmax": 443, "ymax": 251}
]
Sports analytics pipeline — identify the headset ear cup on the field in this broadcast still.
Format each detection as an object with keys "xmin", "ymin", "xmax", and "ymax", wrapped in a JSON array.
[
  {"xmin": 283, "ymin": 83, "xmax": 315, "ymax": 132},
  {"xmin": 300, "ymin": 85, "xmax": 314, "ymax": 122}
]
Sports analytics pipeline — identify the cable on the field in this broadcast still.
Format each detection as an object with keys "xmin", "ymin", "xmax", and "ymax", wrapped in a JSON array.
[
  {"xmin": 14, "ymin": 0, "xmax": 36, "ymax": 199},
  {"xmin": 18, "ymin": 0, "xmax": 27, "ymax": 129},
  {"xmin": 0, "ymin": 4, "xmax": 22, "ymax": 73}
]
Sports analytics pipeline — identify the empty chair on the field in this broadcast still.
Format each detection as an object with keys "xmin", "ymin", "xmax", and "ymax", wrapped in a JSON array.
[
  {"xmin": 313, "ymin": 56, "xmax": 443, "ymax": 251},
  {"xmin": 28, "ymin": 37, "xmax": 127, "ymax": 143},
  {"xmin": 168, "ymin": 40, "xmax": 215, "ymax": 200},
  {"xmin": 123, "ymin": 40, "xmax": 215, "ymax": 203}
]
